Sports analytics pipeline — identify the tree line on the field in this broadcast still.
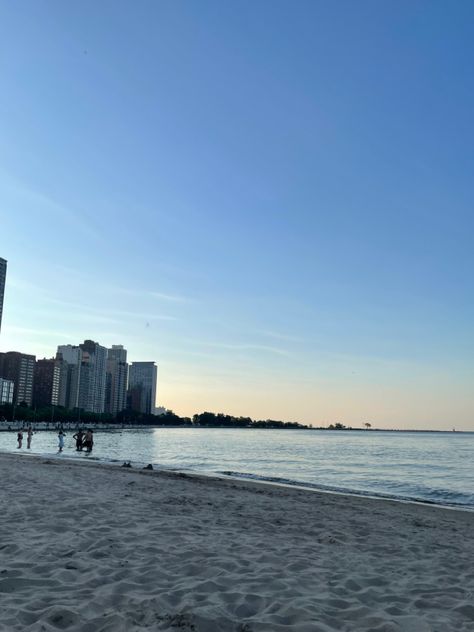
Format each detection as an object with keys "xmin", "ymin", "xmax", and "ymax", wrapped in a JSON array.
[{"xmin": 0, "ymin": 403, "xmax": 308, "ymax": 430}]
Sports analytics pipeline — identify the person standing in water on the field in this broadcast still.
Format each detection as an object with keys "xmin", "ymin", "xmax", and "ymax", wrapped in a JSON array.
[
  {"xmin": 84, "ymin": 429, "xmax": 94, "ymax": 453},
  {"xmin": 58, "ymin": 430, "xmax": 65, "ymax": 453},
  {"xmin": 26, "ymin": 426, "xmax": 33, "ymax": 449},
  {"xmin": 17, "ymin": 430, "xmax": 23, "ymax": 449},
  {"xmin": 73, "ymin": 429, "xmax": 84, "ymax": 451}
]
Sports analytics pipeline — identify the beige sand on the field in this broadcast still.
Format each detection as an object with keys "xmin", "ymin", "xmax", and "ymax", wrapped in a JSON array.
[{"xmin": 0, "ymin": 452, "xmax": 473, "ymax": 632}]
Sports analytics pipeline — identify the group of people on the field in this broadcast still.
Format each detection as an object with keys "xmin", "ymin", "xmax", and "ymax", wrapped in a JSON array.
[
  {"xmin": 16, "ymin": 427, "xmax": 34, "ymax": 449},
  {"xmin": 16, "ymin": 428, "xmax": 94, "ymax": 454},
  {"xmin": 72, "ymin": 429, "xmax": 94, "ymax": 453}
]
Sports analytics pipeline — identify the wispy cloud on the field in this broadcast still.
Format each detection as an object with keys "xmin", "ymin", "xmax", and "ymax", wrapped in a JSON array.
[
  {"xmin": 37, "ymin": 300, "xmax": 121, "ymax": 325},
  {"xmin": 2, "ymin": 169, "xmax": 101, "ymax": 241},
  {"xmin": 109, "ymin": 308, "xmax": 178, "ymax": 322},
  {"xmin": 188, "ymin": 340, "xmax": 291, "ymax": 357},
  {"xmin": 36, "ymin": 298, "xmax": 179, "ymax": 327},
  {"xmin": 259, "ymin": 330, "xmax": 305, "ymax": 343},
  {"xmin": 5, "ymin": 276, "xmax": 40, "ymax": 292},
  {"xmin": 8, "ymin": 259, "xmax": 191, "ymax": 307},
  {"xmin": 108, "ymin": 286, "xmax": 189, "ymax": 303},
  {"xmin": 148, "ymin": 291, "xmax": 187, "ymax": 302},
  {"xmin": 4, "ymin": 326, "xmax": 74, "ymax": 339}
]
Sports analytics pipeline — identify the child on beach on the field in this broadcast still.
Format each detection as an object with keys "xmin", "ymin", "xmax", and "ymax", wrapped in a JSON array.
[
  {"xmin": 17, "ymin": 430, "xmax": 23, "ymax": 449},
  {"xmin": 58, "ymin": 430, "xmax": 65, "ymax": 453},
  {"xmin": 27, "ymin": 427, "xmax": 33, "ymax": 449}
]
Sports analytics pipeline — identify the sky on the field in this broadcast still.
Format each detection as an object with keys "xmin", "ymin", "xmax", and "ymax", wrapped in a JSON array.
[{"xmin": 0, "ymin": 1, "xmax": 473, "ymax": 430}]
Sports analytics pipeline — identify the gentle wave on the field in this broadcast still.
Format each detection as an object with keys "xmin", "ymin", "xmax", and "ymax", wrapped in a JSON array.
[
  {"xmin": 217, "ymin": 470, "xmax": 474, "ymax": 510},
  {"xmin": 1, "ymin": 428, "xmax": 473, "ymax": 509}
]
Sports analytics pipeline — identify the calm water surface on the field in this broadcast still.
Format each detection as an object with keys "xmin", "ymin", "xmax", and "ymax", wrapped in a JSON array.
[{"xmin": 1, "ymin": 428, "xmax": 473, "ymax": 509}]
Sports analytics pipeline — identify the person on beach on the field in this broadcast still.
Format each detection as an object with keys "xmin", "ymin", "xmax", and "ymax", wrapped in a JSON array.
[
  {"xmin": 58, "ymin": 430, "xmax": 65, "ymax": 453},
  {"xmin": 73, "ymin": 429, "xmax": 84, "ymax": 451},
  {"xmin": 17, "ymin": 430, "xmax": 23, "ymax": 449},
  {"xmin": 84, "ymin": 429, "xmax": 94, "ymax": 453},
  {"xmin": 26, "ymin": 426, "xmax": 33, "ymax": 449}
]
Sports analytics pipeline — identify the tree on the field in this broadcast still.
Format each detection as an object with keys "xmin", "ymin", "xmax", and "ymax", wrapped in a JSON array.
[{"xmin": 364, "ymin": 422, "xmax": 372, "ymax": 430}]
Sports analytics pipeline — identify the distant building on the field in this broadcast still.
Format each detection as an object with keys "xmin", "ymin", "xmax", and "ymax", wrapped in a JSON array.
[
  {"xmin": 56, "ymin": 345, "xmax": 83, "ymax": 409},
  {"xmin": 154, "ymin": 406, "xmax": 167, "ymax": 416},
  {"xmin": 33, "ymin": 358, "xmax": 62, "ymax": 408},
  {"xmin": 105, "ymin": 345, "xmax": 128, "ymax": 416},
  {"xmin": 54, "ymin": 353, "xmax": 69, "ymax": 409},
  {"xmin": 56, "ymin": 340, "xmax": 107, "ymax": 413},
  {"xmin": 128, "ymin": 361, "xmax": 157, "ymax": 415},
  {"xmin": 0, "ymin": 351, "xmax": 35, "ymax": 406},
  {"xmin": 0, "ymin": 377, "xmax": 14, "ymax": 405},
  {"xmin": 0, "ymin": 257, "xmax": 6, "ymax": 334},
  {"xmin": 78, "ymin": 340, "xmax": 107, "ymax": 413}
]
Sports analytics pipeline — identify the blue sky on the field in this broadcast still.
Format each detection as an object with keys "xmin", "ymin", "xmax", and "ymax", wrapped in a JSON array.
[{"xmin": 1, "ymin": 1, "xmax": 473, "ymax": 429}]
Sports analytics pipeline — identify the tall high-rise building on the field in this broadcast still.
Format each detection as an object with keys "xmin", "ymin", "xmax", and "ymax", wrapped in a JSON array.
[
  {"xmin": 57, "ymin": 340, "xmax": 107, "ymax": 413},
  {"xmin": 0, "ymin": 257, "xmax": 7, "ymax": 334},
  {"xmin": 54, "ymin": 353, "xmax": 69, "ymax": 409},
  {"xmin": 0, "ymin": 377, "xmax": 14, "ymax": 405},
  {"xmin": 79, "ymin": 340, "xmax": 107, "ymax": 413},
  {"xmin": 105, "ymin": 345, "xmax": 128, "ymax": 416},
  {"xmin": 0, "ymin": 351, "xmax": 35, "ymax": 406},
  {"xmin": 128, "ymin": 361, "xmax": 157, "ymax": 414},
  {"xmin": 56, "ymin": 345, "xmax": 82, "ymax": 409},
  {"xmin": 33, "ymin": 358, "xmax": 62, "ymax": 408}
]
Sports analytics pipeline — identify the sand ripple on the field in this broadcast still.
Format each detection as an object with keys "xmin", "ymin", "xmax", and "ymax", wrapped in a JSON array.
[{"xmin": 0, "ymin": 454, "xmax": 473, "ymax": 631}]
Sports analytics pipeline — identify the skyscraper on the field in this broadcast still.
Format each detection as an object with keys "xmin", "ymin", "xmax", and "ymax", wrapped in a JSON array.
[
  {"xmin": 105, "ymin": 345, "xmax": 128, "ymax": 416},
  {"xmin": 57, "ymin": 340, "xmax": 107, "ymax": 413},
  {"xmin": 78, "ymin": 340, "xmax": 107, "ymax": 413},
  {"xmin": 56, "ymin": 345, "xmax": 83, "ymax": 410},
  {"xmin": 0, "ymin": 377, "xmax": 14, "ymax": 405},
  {"xmin": 128, "ymin": 361, "xmax": 157, "ymax": 414},
  {"xmin": 33, "ymin": 358, "xmax": 62, "ymax": 408},
  {"xmin": 0, "ymin": 351, "xmax": 36, "ymax": 406},
  {"xmin": 0, "ymin": 257, "xmax": 7, "ymax": 334}
]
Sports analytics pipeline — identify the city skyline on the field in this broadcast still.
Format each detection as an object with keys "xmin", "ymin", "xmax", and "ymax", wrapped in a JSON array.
[
  {"xmin": 0, "ymin": 333, "xmax": 159, "ymax": 417},
  {"xmin": 1, "ymin": 2, "xmax": 473, "ymax": 430},
  {"xmin": 1, "ymin": 255, "xmax": 471, "ymax": 430}
]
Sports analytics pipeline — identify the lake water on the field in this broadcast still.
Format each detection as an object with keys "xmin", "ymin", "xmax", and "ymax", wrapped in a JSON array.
[{"xmin": 1, "ymin": 427, "xmax": 473, "ymax": 510}]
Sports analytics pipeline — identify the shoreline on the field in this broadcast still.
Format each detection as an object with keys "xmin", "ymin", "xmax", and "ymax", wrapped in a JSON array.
[
  {"xmin": 1, "ymin": 452, "xmax": 473, "ymax": 631},
  {"xmin": 3, "ymin": 448, "xmax": 474, "ymax": 515},
  {"xmin": 216, "ymin": 471, "xmax": 474, "ymax": 514},
  {"xmin": 1, "ymin": 422, "xmax": 473, "ymax": 434}
]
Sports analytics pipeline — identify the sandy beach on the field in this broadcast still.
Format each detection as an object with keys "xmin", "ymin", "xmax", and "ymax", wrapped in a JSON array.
[{"xmin": 0, "ymin": 453, "xmax": 473, "ymax": 631}]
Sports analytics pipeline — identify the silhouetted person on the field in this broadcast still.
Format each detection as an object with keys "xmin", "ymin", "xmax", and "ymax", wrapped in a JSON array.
[
  {"xmin": 73, "ymin": 430, "xmax": 84, "ymax": 451},
  {"xmin": 84, "ymin": 429, "xmax": 94, "ymax": 453},
  {"xmin": 26, "ymin": 427, "xmax": 33, "ymax": 449},
  {"xmin": 17, "ymin": 430, "xmax": 23, "ymax": 449}
]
